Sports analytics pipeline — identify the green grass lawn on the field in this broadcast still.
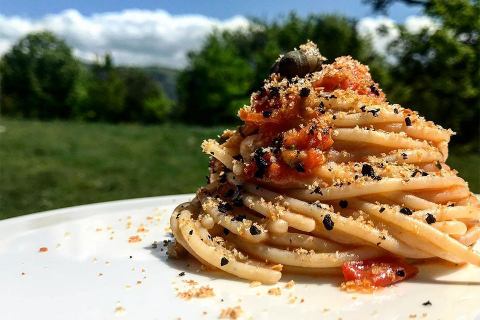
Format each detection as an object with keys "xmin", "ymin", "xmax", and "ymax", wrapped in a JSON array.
[
  {"xmin": 0, "ymin": 118, "xmax": 225, "ymax": 219},
  {"xmin": 0, "ymin": 118, "xmax": 478, "ymax": 220}
]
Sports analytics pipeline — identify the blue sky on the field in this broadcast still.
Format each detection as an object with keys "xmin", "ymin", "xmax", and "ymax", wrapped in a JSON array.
[
  {"xmin": 0, "ymin": 0, "xmax": 421, "ymax": 21},
  {"xmin": 0, "ymin": 1, "xmax": 426, "ymax": 67}
]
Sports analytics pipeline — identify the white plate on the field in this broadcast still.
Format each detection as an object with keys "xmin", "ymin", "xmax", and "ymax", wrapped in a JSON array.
[{"xmin": 1, "ymin": 195, "xmax": 479, "ymax": 320}]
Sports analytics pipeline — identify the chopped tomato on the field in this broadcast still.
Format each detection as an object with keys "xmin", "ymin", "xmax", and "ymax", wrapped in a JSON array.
[
  {"xmin": 342, "ymin": 257, "xmax": 418, "ymax": 287},
  {"xmin": 312, "ymin": 56, "xmax": 385, "ymax": 101},
  {"xmin": 283, "ymin": 125, "xmax": 333, "ymax": 151}
]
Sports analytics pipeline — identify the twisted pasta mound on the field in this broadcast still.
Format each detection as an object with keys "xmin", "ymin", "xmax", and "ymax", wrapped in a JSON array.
[{"xmin": 169, "ymin": 42, "xmax": 480, "ymax": 288}]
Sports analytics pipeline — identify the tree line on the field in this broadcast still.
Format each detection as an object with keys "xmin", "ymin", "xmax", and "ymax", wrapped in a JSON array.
[
  {"xmin": 0, "ymin": 0, "xmax": 478, "ymax": 146},
  {"xmin": 0, "ymin": 32, "xmax": 172, "ymax": 123}
]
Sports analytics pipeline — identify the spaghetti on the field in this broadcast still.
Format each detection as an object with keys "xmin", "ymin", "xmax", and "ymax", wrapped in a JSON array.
[{"xmin": 169, "ymin": 42, "xmax": 480, "ymax": 287}]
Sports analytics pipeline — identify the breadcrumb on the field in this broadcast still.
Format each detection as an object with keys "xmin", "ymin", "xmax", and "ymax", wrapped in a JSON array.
[
  {"xmin": 177, "ymin": 286, "xmax": 215, "ymax": 300},
  {"xmin": 285, "ymin": 280, "xmax": 295, "ymax": 289},
  {"xmin": 128, "ymin": 235, "xmax": 142, "ymax": 243},
  {"xmin": 267, "ymin": 287, "xmax": 282, "ymax": 296},
  {"xmin": 219, "ymin": 306, "xmax": 243, "ymax": 319}
]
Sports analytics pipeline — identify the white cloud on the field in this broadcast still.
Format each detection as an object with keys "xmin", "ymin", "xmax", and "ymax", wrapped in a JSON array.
[
  {"xmin": 357, "ymin": 16, "xmax": 399, "ymax": 57},
  {"xmin": 0, "ymin": 9, "xmax": 249, "ymax": 68},
  {"xmin": 356, "ymin": 15, "xmax": 437, "ymax": 57},
  {"xmin": 405, "ymin": 15, "xmax": 438, "ymax": 34}
]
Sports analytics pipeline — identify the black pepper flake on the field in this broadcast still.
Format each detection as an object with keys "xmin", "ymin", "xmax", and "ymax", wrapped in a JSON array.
[
  {"xmin": 399, "ymin": 207, "xmax": 413, "ymax": 215},
  {"xmin": 425, "ymin": 213, "xmax": 436, "ymax": 224},
  {"xmin": 218, "ymin": 202, "xmax": 233, "ymax": 213},
  {"xmin": 223, "ymin": 228, "xmax": 230, "ymax": 235},
  {"xmin": 411, "ymin": 169, "xmax": 421, "ymax": 177},
  {"xmin": 178, "ymin": 271, "xmax": 186, "ymax": 277},
  {"xmin": 220, "ymin": 257, "xmax": 229, "ymax": 266},
  {"xmin": 299, "ymin": 87, "xmax": 310, "ymax": 97},
  {"xmin": 379, "ymin": 207, "xmax": 385, "ymax": 213},
  {"xmin": 401, "ymin": 153, "xmax": 408, "ymax": 160},
  {"xmin": 370, "ymin": 84, "xmax": 380, "ymax": 96},
  {"xmin": 268, "ymin": 87, "xmax": 280, "ymax": 98},
  {"xmin": 396, "ymin": 269, "xmax": 406, "ymax": 277},
  {"xmin": 360, "ymin": 105, "xmax": 366, "ymax": 112},
  {"xmin": 151, "ymin": 242, "xmax": 158, "ymax": 249},
  {"xmin": 332, "ymin": 115, "xmax": 337, "ymax": 120},
  {"xmin": 435, "ymin": 161, "xmax": 442, "ymax": 170},
  {"xmin": 367, "ymin": 108, "xmax": 380, "ymax": 117},
  {"xmin": 422, "ymin": 300, "xmax": 432, "ymax": 306},
  {"xmin": 322, "ymin": 214, "xmax": 334, "ymax": 231},
  {"xmin": 129, "ymin": 255, "xmax": 133, "ymax": 259},
  {"xmin": 294, "ymin": 162, "xmax": 305, "ymax": 173},
  {"xmin": 249, "ymin": 225, "xmax": 262, "ymax": 235},
  {"xmin": 310, "ymin": 186, "xmax": 323, "ymax": 195},
  {"xmin": 253, "ymin": 148, "xmax": 268, "ymax": 178},
  {"xmin": 319, "ymin": 101, "xmax": 326, "ymax": 114},
  {"xmin": 393, "ymin": 108, "xmax": 399, "ymax": 114},
  {"xmin": 361, "ymin": 163, "xmax": 378, "ymax": 180},
  {"xmin": 189, "ymin": 229, "xmax": 193, "ymax": 235},
  {"xmin": 262, "ymin": 110, "xmax": 273, "ymax": 118},
  {"xmin": 233, "ymin": 215, "xmax": 246, "ymax": 222},
  {"xmin": 339, "ymin": 200, "xmax": 348, "ymax": 208},
  {"xmin": 405, "ymin": 117, "xmax": 412, "ymax": 126}
]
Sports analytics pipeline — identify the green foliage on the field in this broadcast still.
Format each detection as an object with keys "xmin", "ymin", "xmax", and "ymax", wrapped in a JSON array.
[
  {"xmin": 1, "ymin": 36, "xmax": 173, "ymax": 124},
  {"xmin": 366, "ymin": 0, "xmax": 480, "ymax": 146},
  {"xmin": 77, "ymin": 55, "xmax": 173, "ymax": 123},
  {"xmin": 178, "ymin": 14, "xmax": 388, "ymax": 125},
  {"xmin": 119, "ymin": 67, "xmax": 173, "ymax": 123},
  {"xmin": 0, "ymin": 31, "xmax": 80, "ymax": 119},
  {"xmin": 77, "ymin": 54, "xmax": 127, "ymax": 121},
  {"xmin": 177, "ymin": 36, "xmax": 254, "ymax": 124}
]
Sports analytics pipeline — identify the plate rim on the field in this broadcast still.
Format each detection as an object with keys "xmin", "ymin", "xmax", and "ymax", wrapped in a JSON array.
[{"xmin": 0, "ymin": 193, "xmax": 195, "ymax": 230}]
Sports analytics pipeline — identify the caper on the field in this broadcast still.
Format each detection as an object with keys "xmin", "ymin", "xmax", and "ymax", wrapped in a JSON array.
[{"xmin": 271, "ymin": 50, "xmax": 325, "ymax": 78}]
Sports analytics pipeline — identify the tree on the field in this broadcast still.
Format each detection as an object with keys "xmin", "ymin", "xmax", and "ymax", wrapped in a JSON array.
[
  {"xmin": 118, "ymin": 67, "xmax": 172, "ymax": 123},
  {"xmin": 177, "ymin": 14, "xmax": 388, "ymax": 125},
  {"xmin": 365, "ymin": 0, "xmax": 480, "ymax": 147},
  {"xmin": 78, "ymin": 54, "xmax": 127, "ymax": 122},
  {"xmin": 0, "ymin": 31, "xmax": 80, "ymax": 119},
  {"xmin": 77, "ymin": 54, "xmax": 172, "ymax": 123},
  {"xmin": 177, "ymin": 35, "xmax": 254, "ymax": 124}
]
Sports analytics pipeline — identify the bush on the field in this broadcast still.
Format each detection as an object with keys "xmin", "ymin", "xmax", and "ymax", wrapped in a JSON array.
[{"xmin": 0, "ymin": 31, "xmax": 80, "ymax": 119}]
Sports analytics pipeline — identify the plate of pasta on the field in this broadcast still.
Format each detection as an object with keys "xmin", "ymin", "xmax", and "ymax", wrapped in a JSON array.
[{"xmin": 1, "ymin": 41, "xmax": 479, "ymax": 320}]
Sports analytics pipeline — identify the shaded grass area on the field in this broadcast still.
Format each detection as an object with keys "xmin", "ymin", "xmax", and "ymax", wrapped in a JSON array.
[
  {"xmin": 0, "ymin": 119, "xmax": 224, "ymax": 219},
  {"xmin": 0, "ymin": 118, "xmax": 478, "ymax": 219}
]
